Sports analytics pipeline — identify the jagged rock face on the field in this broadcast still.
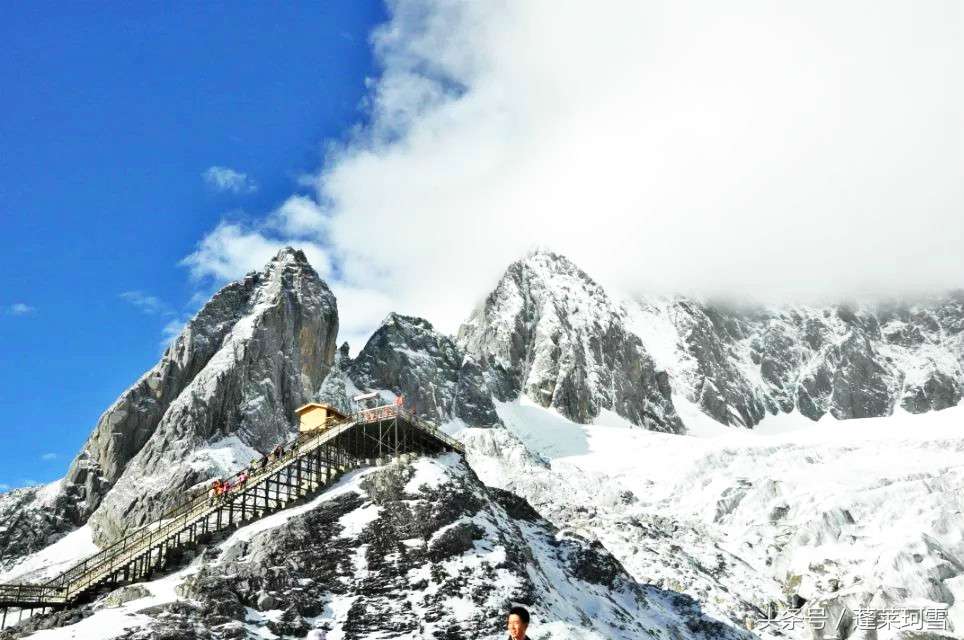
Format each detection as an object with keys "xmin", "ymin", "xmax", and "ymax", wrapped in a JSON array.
[
  {"xmin": 63, "ymin": 273, "xmax": 265, "ymax": 515},
  {"xmin": 0, "ymin": 483, "xmax": 77, "ymax": 570},
  {"xmin": 116, "ymin": 455, "xmax": 749, "ymax": 640},
  {"xmin": 315, "ymin": 342, "xmax": 355, "ymax": 417},
  {"xmin": 345, "ymin": 313, "xmax": 500, "ymax": 427},
  {"xmin": 672, "ymin": 301, "xmax": 769, "ymax": 427},
  {"xmin": 632, "ymin": 294, "xmax": 964, "ymax": 426},
  {"xmin": 457, "ymin": 251, "xmax": 683, "ymax": 433},
  {"xmin": 66, "ymin": 248, "xmax": 338, "ymax": 544}
]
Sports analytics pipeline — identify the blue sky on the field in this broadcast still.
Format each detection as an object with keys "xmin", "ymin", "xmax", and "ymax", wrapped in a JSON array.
[
  {"xmin": 2, "ymin": 1, "xmax": 960, "ymax": 491},
  {"xmin": 0, "ymin": 2, "xmax": 385, "ymax": 489}
]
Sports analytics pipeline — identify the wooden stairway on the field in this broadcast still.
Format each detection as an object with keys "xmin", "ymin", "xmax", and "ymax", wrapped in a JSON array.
[{"xmin": 0, "ymin": 405, "xmax": 463, "ymax": 625}]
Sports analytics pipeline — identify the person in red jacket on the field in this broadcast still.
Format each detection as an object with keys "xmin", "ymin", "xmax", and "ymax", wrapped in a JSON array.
[{"xmin": 209, "ymin": 479, "xmax": 222, "ymax": 505}]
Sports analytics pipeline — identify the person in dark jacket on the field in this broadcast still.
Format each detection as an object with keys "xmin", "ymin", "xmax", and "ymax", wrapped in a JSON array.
[{"xmin": 506, "ymin": 606, "xmax": 531, "ymax": 640}]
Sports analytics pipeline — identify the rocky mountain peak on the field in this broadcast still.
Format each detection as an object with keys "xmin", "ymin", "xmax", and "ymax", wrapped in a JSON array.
[
  {"xmin": 512, "ymin": 247, "xmax": 597, "ymax": 277},
  {"xmin": 341, "ymin": 312, "xmax": 500, "ymax": 427},
  {"xmin": 54, "ymin": 248, "xmax": 339, "ymax": 545},
  {"xmin": 381, "ymin": 311, "xmax": 436, "ymax": 333},
  {"xmin": 458, "ymin": 250, "xmax": 683, "ymax": 432},
  {"xmin": 267, "ymin": 245, "xmax": 310, "ymax": 267},
  {"xmin": 491, "ymin": 249, "xmax": 607, "ymax": 308}
]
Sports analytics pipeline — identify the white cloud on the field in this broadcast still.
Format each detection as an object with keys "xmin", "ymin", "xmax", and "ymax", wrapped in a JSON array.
[
  {"xmin": 40, "ymin": 452, "xmax": 57, "ymax": 461},
  {"xmin": 119, "ymin": 291, "xmax": 171, "ymax": 315},
  {"xmin": 187, "ymin": 0, "xmax": 964, "ymax": 343},
  {"xmin": 7, "ymin": 303, "xmax": 35, "ymax": 315},
  {"xmin": 330, "ymin": 284, "xmax": 395, "ymax": 353},
  {"xmin": 203, "ymin": 166, "xmax": 257, "ymax": 194},
  {"xmin": 0, "ymin": 483, "xmax": 10, "ymax": 492},
  {"xmin": 268, "ymin": 196, "xmax": 328, "ymax": 238},
  {"xmin": 180, "ymin": 221, "xmax": 332, "ymax": 282}
]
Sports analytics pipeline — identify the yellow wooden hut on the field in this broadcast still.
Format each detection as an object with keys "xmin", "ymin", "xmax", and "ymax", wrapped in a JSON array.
[{"xmin": 295, "ymin": 403, "xmax": 349, "ymax": 435}]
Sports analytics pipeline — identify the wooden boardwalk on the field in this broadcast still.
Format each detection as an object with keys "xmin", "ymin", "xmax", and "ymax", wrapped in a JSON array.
[{"xmin": 0, "ymin": 406, "xmax": 463, "ymax": 627}]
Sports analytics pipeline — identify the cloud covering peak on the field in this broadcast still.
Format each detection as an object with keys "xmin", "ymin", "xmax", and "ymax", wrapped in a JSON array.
[{"xmin": 186, "ymin": 0, "xmax": 963, "ymax": 345}]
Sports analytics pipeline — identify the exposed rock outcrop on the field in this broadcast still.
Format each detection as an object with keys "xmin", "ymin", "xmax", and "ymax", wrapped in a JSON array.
[
  {"xmin": 0, "ymin": 483, "xmax": 77, "ymax": 570},
  {"xmin": 345, "ymin": 313, "xmax": 500, "ymax": 427},
  {"xmin": 632, "ymin": 294, "xmax": 964, "ymax": 426},
  {"xmin": 458, "ymin": 251, "xmax": 684, "ymax": 433},
  {"xmin": 67, "ymin": 247, "xmax": 338, "ymax": 544},
  {"xmin": 111, "ymin": 455, "xmax": 749, "ymax": 640}
]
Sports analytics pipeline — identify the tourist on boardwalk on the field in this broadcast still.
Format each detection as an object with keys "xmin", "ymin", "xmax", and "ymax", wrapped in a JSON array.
[
  {"xmin": 506, "ymin": 606, "xmax": 531, "ymax": 640},
  {"xmin": 209, "ymin": 479, "xmax": 222, "ymax": 505}
]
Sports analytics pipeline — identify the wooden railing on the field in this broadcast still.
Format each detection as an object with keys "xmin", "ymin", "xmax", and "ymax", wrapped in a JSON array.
[
  {"xmin": 0, "ymin": 404, "xmax": 463, "ymax": 610},
  {"xmin": 354, "ymin": 405, "xmax": 465, "ymax": 454}
]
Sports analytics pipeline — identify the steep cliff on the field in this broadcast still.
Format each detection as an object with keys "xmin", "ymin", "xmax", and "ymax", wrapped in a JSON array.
[{"xmin": 66, "ymin": 247, "xmax": 338, "ymax": 544}]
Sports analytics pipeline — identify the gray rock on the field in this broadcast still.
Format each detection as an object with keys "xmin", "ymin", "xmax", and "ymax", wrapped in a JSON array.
[
  {"xmin": 66, "ymin": 247, "xmax": 339, "ymax": 544},
  {"xmin": 97, "ymin": 584, "xmax": 151, "ymax": 609},
  {"xmin": 256, "ymin": 590, "xmax": 278, "ymax": 611},
  {"xmin": 126, "ymin": 455, "xmax": 751, "ymax": 640},
  {"xmin": 315, "ymin": 342, "xmax": 354, "ymax": 416},
  {"xmin": 674, "ymin": 301, "xmax": 767, "ymax": 427},
  {"xmin": 901, "ymin": 370, "xmax": 962, "ymax": 414},
  {"xmin": 828, "ymin": 332, "xmax": 896, "ymax": 419},
  {"xmin": 0, "ymin": 485, "xmax": 76, "ymax": 571},
  {"xmin": 347, "ymin": 313, "xmax": 500, "ymax": 426},
  {"xmin": 457, "ymin": 250, "xmax": 683, "ymax": 433}
]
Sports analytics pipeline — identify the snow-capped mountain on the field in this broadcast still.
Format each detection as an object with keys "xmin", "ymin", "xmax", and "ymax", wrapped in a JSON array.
[
  {"xmin": 1, "ymin": 248, "xmax": 339, "ymax": 560},
  {"xmin": 2, "ymin": 247, "xmax": 963, "ymax": 640},
  {"xmin": 628, "ymin": 292, "xmax": 964, "ymax": 427},
  {"xmin": 75, "ymin": 248, "xmax": 339, "ymax": 546},
  {"xmin": 457, "ymin": 251, "xmax": 684, "ymax": 433},
  {"xmin": 465, "ymin": 250, "xmax": 963, "ymax": 430},
  {"xmin": 327, "ymin": 249, "xmax": 963, "ymax": 438}
]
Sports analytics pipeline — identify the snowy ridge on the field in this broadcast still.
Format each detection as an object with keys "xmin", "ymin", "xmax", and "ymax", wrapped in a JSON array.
[
  {"xmin": 13, "ymin": 457, "xmax": 750, "ymax": 640},
  {"xmin": 458, "ymin": 251, "xmax": 964, "ymax": 434},
  {"xmin": 458, "ymin": 398, "xmax": 964, "ymax": 639},
  {"xmin": 622, "ymin": 291, "xmax": 964, "ymax": 427}
]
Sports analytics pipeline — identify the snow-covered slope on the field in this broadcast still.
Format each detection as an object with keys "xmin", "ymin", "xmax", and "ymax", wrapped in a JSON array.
[
  {"xmin": 12, "ymin": 456, "xmax": 751, "ymax": 640},
  {"xmin": 459, "ymin": 399, "xmax": 964, "ymax": 639}
]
